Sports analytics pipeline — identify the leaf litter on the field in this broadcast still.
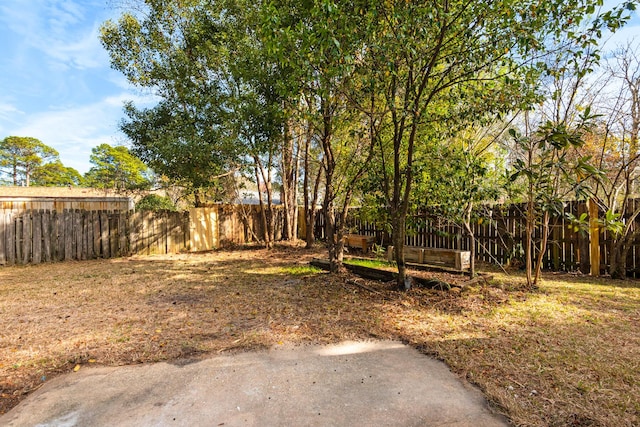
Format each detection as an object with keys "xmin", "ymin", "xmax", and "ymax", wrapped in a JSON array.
[{"xmin": 0, "ymin": 243, "xmax": 638, "ymax": 426}]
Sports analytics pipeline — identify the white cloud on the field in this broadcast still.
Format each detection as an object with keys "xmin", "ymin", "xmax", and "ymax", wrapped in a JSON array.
[
  {"xmin": 0, "ymin": 0, "xmax": 109, "ymax": 71},
  {"xmin": 5, "ymin": 92, "xmax": 148, "ymax": 174},
  {"xmin": 0, "ymin": 103, "xmax": 23, "ymax": 119}
]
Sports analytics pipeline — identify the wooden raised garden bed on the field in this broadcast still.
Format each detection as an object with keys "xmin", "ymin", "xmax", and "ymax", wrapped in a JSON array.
[
  {"xmin": 343, "ymin": 234, "xmax": 376, "ymax": 253},
  {"xmin": 310, "ymin": 258, "xmax": 455, "ymax": 289},
  {"xmin": 387, "ymin": 245, "xmax": 470, "ymax": 272}
]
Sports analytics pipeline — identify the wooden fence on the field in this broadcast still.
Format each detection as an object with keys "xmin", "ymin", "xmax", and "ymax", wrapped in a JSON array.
[
  {"xmin": 7, "ymin": 200, "xmax": 640, "ymax": 276},
  {"xmin": 333, "ymin": 200, "xmax": 640, "ymax": 276},
  {"xmin": 0, "ymin": 209, "xmax": 190, "ymax": 265},
  {"xmin": 0, "ymin": 205, "xmax": 286, "ymax": 265}
]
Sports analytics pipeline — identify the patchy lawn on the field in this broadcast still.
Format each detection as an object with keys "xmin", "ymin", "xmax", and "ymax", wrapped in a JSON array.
[{"xmin": 1, "ymin": 245, "xmax": 638, "ymax": 426}]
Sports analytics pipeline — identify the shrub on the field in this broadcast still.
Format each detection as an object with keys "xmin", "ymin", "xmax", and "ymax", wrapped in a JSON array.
[{"xmin": 135, "ymin": 194, "xmax": 178, "ymax": 212}]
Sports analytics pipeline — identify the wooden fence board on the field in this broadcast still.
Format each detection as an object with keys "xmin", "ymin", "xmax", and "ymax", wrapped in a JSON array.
[
  {"xmin": 156, "ymin": 212, "xmax": 165, "ymax": 254},
  {"xmin": 64, "ymin": 210, "xmax": 73, "ymax": 261},
  {"xmin": 0, "ymin": 212, "xmax": 6, "ymax": 265},
  {"xmin": 6, "ymin": 212, "xmax": 15, "ymax": 265},
  {"xmin": 118, "ymin": 213, "xmax": 127, "ymax": 256},
  {"xmin": 92, "ymin": 211, "xmax": 100, "ymax": 258},
  {"xmin": 74, "ymin": 210, "xmax": 81, "ymax": 260},
  {"xmin": 100, "ymin": 212, "xmax": 109, "ymax": 258},
  {"xmin": 15, "ymin": 216, "xmax": 23, "ymax": 263},
  {"xmin": 53, "ymin": 210, "xmax": 62, "ymax": 261},
  {"xmin": 42, "ymin": 210, "xmax": 51, "ymax": 262},
  {"xmin": 32, "ymin": 210, "xmax": 41, "ymax": 264},
  {"xmin": 109, "ymin": 214, "xmax": 118, "ymax": 258}
]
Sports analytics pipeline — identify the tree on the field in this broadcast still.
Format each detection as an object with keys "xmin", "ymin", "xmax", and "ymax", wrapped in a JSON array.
[
  {"xmin": 419, "ymin": 123, "xmax": 511, "ymax": 278},
  {"xmin": 579, "ymin": 41, "xmax": 640, "ymax": 278},
  {"xmin": 262, "ymin": 0, "xmax": 377, "ymax": 270},
  {"xmin": 103, "ymin": 0, "xmax": 300, "ymax": 248},
  {"xmin": 135, "ymin": 194, "xmax": 177, "ymax": 211},
  {"xmin": 120, "ymin": 100, "xmax": 240, "ymax": 206},
  {"xmin": 356, "ymin": 0, "xmax": 636, "ymax": 289},
  {"xmin": 0, "ymin": 136, "xmax": 58, "ymax": 186},
  {"xmin": 31, "ymin": 160, "xmax": 84, "ymax": 187},
  {"xmin": 84, "ymin": 143, "xmax": 153, "ymax": 192},
  {"xmin": 502, "ymin": 1, "xmax": 636, "ymax": 286},
  {"xmin": 508, "ymin": 111, "xmax": 599, "ymax": 286},
  {"xmin": 101, "ymin": 1, "xmax": 246, "ymax": 206}
]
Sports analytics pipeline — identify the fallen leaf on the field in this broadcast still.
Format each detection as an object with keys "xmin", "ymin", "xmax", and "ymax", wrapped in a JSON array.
[{"xmin": 73, "ymin": 364, "xmax": 81, "ymax": 372}]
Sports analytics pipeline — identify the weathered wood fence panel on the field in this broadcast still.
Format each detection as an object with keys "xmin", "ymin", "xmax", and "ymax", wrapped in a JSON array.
[
  {"xmin": 0, "ymin": 209, "xmax": 192, "ymax": 265},
  {"xmin": 0, "ymin": 205, "xmax": 291, "ymax": 266},
  {"xmin": 333, "ymin": 200, "xmax": 640, "ymax": 277}
]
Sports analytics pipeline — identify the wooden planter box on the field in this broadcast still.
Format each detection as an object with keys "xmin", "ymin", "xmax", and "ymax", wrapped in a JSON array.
[
  {"xmin": 387, "ymin": 245, "xmax": 470, "ymax": 271},
  {"xmin": 343, "ymin": 234, "xmax": 375, "ymax": 253}
]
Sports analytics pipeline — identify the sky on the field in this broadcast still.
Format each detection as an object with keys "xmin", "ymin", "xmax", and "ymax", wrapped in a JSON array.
[
  {"xmin": 0, "ymin": 1, "xmax": 638, "ymax": 176},
  {"xmin": 0, "ymin": 0, "xmax": 156, "ymax": 174}
]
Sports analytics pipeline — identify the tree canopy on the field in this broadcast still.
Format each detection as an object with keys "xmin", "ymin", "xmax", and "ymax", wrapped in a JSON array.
[
  {"xmin": 0, "ymin": 136, "xmax": 59, "ymax": 186},
  {"xmin": 31, "ymin": 160, "xmax": 84, "ymax": 187},
  {"xmin": 84, "ymin": 143, "xmax": 153, "ymax": 192}
]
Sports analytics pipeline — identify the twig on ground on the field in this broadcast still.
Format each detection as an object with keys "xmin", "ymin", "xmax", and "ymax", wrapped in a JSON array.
[{"xmin": 345, "ymin": 279, "xmax": 385, "ymax": 296}]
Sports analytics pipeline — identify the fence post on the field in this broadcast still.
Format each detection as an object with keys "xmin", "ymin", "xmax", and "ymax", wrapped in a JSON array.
[{"xmin": 589, "ymin": 198, "xmax": 600, "ymax": 276}]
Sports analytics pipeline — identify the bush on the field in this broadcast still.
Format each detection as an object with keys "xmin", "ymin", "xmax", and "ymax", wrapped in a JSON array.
[{"xmin": 135, "ymin": 194, "xmax": 178, "ymax": 212}]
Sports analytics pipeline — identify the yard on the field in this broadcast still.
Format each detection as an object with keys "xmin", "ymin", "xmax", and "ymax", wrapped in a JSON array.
[{"xmin": 1, "ymin": 244, "xmax": 638, "ymax": 426}]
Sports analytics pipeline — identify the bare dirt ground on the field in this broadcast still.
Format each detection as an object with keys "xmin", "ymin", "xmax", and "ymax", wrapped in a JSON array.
[{"xmin": 1, "ymin": 243, "xmax": 638, "ymax": 426}]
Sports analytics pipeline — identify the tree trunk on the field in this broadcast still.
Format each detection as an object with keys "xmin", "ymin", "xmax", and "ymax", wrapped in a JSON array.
[
  {"xmin": 525, "ymin": 199, "xmax": 535, "ymax": 288},
  {"xmin": 324, "ymin": 198, "xmax": 338, "ymax": 272},
  {"xmin": 609, "ymin": 238, "xmax": 626, "ymax": 279},
  {"xmin": 533, "ymin": 210, "xmax": 550, "ymax": 285},
  {"xmin": 305, "ymin": 167, "xmax": 323, "ymax": 248},
  {"xmin": 254, "ymin": 163, "xmax": 272, "ymax": 249},
  {"xmin": 12, "ymin": 159, "xmax": 18, "ymax": 186},
  {"xmin": 281, "ymin": 118, "xmax": 298, "ymax": 241},
  {"xmin": 319, "ymin": 95, "xmax": 341, "ymax": 272},
  {"xmin": 391, "ymin": 213, "xmax": 409, "ymax": 290},
  {"xmin": 463, "ymin": 201, "xmax": 475, "ymax": 278}
]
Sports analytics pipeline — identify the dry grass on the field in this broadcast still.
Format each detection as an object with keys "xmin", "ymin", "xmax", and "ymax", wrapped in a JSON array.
[{"xmin": 1, "ymin": 245, "xmax": 638, "ymax": 426}]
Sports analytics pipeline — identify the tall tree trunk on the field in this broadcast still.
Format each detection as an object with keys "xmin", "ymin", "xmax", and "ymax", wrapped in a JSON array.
[
  {"xmin": 303, "ymin": 119, "xmax": 312, "ymax": 247},
  {"xmin": 254, "ymin": 164, "xmax": 272, "ymax": 249},
  {"xmin": 322, "ymin": 157, "xmax": 341, "ymax": 272},
  {"xmin": 319, "ymin": 96, "xmax": 341, "ymax": 272},
  {"xmin": 254, "ymin": 152, "xmax": 276, "ymax": 249},
  {"xmin": 324, "ymin": 194, "xmax": 338, "ymax": 272},
  {"xmin": 281, "ymin": 118, "xmax": 298, "ymax": 241}
]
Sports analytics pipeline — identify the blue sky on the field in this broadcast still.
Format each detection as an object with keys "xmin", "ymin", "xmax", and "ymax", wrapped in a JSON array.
[
  {"xmin": 0, "ymin": 1, "xmax": 638, "ymax": 176},
  {"xmin": 0, "ymin": 0, "xmax": 155, "ymax": 174}
]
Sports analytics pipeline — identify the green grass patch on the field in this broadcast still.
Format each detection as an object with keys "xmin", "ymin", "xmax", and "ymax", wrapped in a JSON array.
[
  {"xmin": 244, "ymin": 265, "xmax": 324, "ymax": 276},
  {"xmin": 343, "ymin": 257, "xmax": 396, "ymax": 269},
  {"xmin": 278, "ymin": 265, "xmax": 324, "ymax": 275}
]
